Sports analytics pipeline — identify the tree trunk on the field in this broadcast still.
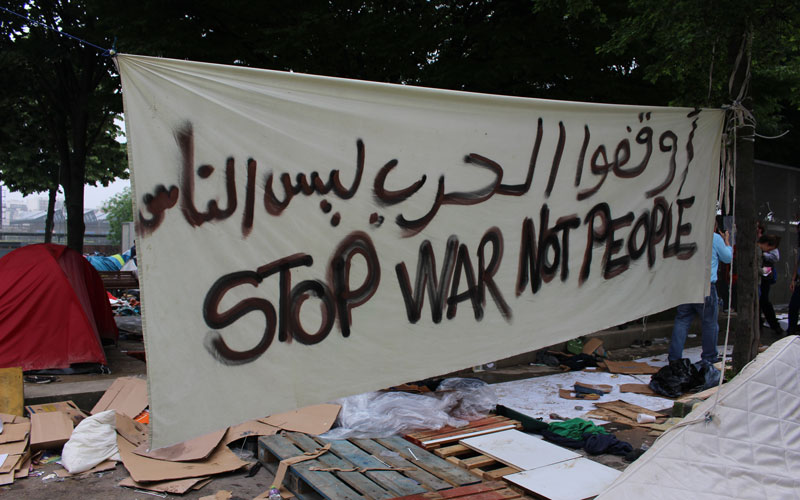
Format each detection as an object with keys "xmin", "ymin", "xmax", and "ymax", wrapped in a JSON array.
[
  {"xmin": 729, "ymin": 26, "xmax": 759, "ymax": 373},
  {"xmin": 44, "ymin": 185, "xmax": 57, "ymax": 244}
]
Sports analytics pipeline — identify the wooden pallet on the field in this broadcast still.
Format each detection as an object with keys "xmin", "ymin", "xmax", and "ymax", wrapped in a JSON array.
[
  {"xmin": 389, "ymin": 480, "xmax": 534, "ymax": 499},
  {"xmin": 403, "ymin": 416, "xmax": 522, "ymax": 450},
  {"xmin": 258, "ymin": 432, "xmax": 480, "ymax": 500},
  {"xmin": 434, "ymin": 444, "xmax": 522, "ymax": 480}
]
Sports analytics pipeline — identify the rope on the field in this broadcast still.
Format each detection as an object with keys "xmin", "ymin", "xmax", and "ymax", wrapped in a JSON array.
[{"xmin": 0, "ymin": 6, "xmax": 116, "ymax": 56}]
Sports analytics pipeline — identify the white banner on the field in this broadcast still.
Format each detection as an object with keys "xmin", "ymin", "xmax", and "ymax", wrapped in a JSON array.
[{"xmin": 116, "ymin": 54, "xmax": 724, "ymax": 447}]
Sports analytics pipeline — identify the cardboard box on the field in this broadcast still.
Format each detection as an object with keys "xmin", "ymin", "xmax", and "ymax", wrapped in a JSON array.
[
  {"xmin": 30, "ymin": 411, "xmax": 73, "ymax": 451},
  {"xmin": 25, "ymin": 400, "xmax": 87, "ymax": 426}
]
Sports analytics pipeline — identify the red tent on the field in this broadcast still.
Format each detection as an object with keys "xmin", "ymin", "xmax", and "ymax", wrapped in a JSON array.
[{"xmin": 0, "ymin": 244, "xmax": 118, "ymax": 371}]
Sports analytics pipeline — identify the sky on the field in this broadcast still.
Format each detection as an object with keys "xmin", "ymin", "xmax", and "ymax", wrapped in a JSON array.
[{"xmin": 5, "ymin": 177, "xmax": 130, "ymax": 211}]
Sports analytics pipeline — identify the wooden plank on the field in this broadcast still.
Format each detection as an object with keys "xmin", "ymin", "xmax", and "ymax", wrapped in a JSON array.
[
  {"xmin": 285, "ymin": 433, "xmax": 393, "ymax": 500},
  {"xmin": 260, "ymin": 434, "xmax": 363, "ymax": 500},
  {"xmin": 434, "ymin": 444, "xmax": 470, "ymax": 459},
  {"xmin": 350, "ymin": 438, "xmax": 453, "ymax": 492},
  {"xmin": 376, "ymin": 436, "xmax": 479, "ymax": 487},
  {"xmin": 318, "ymin": 438, "xmax": 427, "ymax": 497},
  {"xmin": 390, "ymin": 481, "xmax": 524, "ymax": 500},
  {"xmin": 482, "ymin": 467, "xmax": 520, "ymax": 481},
  {"xmin": 461, "ymin": 456, "xmax": 496, "ymax": 469},
  {"xmin": 422, "ymin": 425, "xmax": 519, "ymax": 447},
  {"xmin": 405, "ymin": 417, "xmax": 509, "ymax": 441}
]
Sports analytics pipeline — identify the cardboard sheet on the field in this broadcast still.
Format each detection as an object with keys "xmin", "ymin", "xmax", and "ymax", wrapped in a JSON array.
[
  {"xmin": 91, "ymin": 377, "xmax": 148, "ymax": 418},
  {"xmin": 25, "ymin": 400, "xmax": 88, "ymax": 426},
  {"xmin": 115, "ymin": 413, "xmax": 149, "ymax": 447},
  {"xmin": 602, "ymin": 360, "xmax": 660, "ymax": 375},
  {"xmin": 0, "ymin": 470, "xmax": 13, "ymax": 486},
  {"xmin": 117, "ymin": 435, "xmax": 247, "ymax": 483},
  {"xmin": 0, "ymin": 437, "xmax": 28, "ymax": 455},
  {"xmin": 259, "ymin": 404, "xmax": 340, "ymax": 435},
  {"xmin": 620, "ymin": 383, "xmax": 657, "ymax": 395},
  {"xmin": 119, "ymin": 475, "xmax": 210, "ymax": 494},
  {"xmin": 133, "ymin": 428, "xmax": 226, "ymax": 461},
  {"xmin": 200, "ymin": 491, "xmax": 233, "ymax": 500},
  {"xmin": 55, "ymin": 460, "xmax": 117, "ymax": 478},
  {"xmin": 0, "ymin": 413, "xmax": 26, "ymax": 424},
  {"xmin": 0, "ymin": 422, "xmax": 30, "ymax": 444},
  {"xmin": 223, "ymin": 420, "xmax": 279, "ymax": 445},
  {"xmin": 30, "ymin": 411, "xmax": 73, "ymax": 451},
  {"xmin": 0, "ymin": 454, "xmax": 20, "ymax": 474}
]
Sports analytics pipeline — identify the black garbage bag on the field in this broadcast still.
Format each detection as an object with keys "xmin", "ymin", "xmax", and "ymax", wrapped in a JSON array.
[{"xmin": 649, "ymin": 359, "xmax": 704, "ymax": 398}]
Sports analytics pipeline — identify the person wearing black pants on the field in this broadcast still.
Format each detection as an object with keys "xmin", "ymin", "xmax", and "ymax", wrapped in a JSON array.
[{"xmin": 759, "ymin": 234, "xmax": 782, "ymax": 334}]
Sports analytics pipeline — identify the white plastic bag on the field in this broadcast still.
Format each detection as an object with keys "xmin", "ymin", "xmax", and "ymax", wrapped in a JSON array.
[{"xmin": 61, "ymin": 410, "xmax": 121, "ymax": 474}]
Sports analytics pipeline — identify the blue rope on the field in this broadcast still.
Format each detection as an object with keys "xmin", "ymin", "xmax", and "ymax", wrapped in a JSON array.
[{"xmin": 0, "ymin": 5, "xmax": 115, "ymax": 56}]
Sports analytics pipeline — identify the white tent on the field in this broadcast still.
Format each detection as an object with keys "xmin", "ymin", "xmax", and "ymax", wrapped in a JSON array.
[{"xmin": 597, "ymin": 335, "xmax": 800, "ymax": 500}]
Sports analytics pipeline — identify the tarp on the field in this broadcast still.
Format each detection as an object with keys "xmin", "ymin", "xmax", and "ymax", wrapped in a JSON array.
[
  {"xmin": 596, "ymin": 335, "xmax": 800, "ymax": 499},
  {"xmin": 116, "ymin": 53, "xmax": 725, "ymax": 447},
  {"xmin": 0, "ymin": 244, "xmax": 118, "ymax": 371}
]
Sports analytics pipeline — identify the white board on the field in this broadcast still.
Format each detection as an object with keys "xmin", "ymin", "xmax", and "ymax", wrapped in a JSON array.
[
  {"xmin": 460, "ymin": 429, "xmax": 580, "ymax": 470},
  {"xmin": 505, "ymin": 457, "xmax": 622, "ymax": 500}
]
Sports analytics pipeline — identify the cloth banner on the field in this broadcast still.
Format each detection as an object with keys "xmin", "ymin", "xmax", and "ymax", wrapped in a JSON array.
[{"xmin": 116, "ymin": 54, "xmax": 724, "ymax": 447}]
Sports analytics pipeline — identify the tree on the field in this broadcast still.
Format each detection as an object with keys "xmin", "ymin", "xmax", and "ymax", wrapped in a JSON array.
[
  {"xmin": 602, "ymin": 0, "xmax": 800, "ymax": 371},
  {"xmin": 0, "ymin": 0, "xmax": 128, "ymax": 252},
  {"xmin": 101, "ymin": 186, "xmax": 132, "ymax": 247}
]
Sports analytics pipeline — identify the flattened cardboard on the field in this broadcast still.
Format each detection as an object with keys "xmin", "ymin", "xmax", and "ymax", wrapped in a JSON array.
[
  {"xmin": 620, "ymin": 383, "xmax": 657, "ymax": 395},
  {"xmin": 119, "ymin": 475, "xmax": 210, "ymax": 494},
  {"xmin": 133, "ymin": 428, "xmax": 226, "ymax": 462},
  {"xmin": 0, "ymin": 413, "xmax": 26, "ymax": 424},
  {"xmin": 223, "ymin": 420, "xmax": 279, "ymax": 445},
  {"xmin": 0, "ymin": 454, "xmax": 21, "ymax": 474},
  {"xmin": 15, "ymin": 457, "xmax": 31, "ymax": 478},
  {"xmin": 0, "ymin": 470, "xmax": 13, "ymax": 486},
  {"xmin": 0, "ymin": 422, "xmax": 30, "ymax": 444},
  {"xmin": 117, "ymin": 435, "xmax": 247, "ymax": 482},
  {"xmin": 582, "ymin": 338, "xmax": 605, "ymax": 356},
  {"xmin": 115, "ymin": 413, "xmax": 149, "ymax": 447},
  {"xmin": 91, "ymin": 377, "xmax": 148, "ymax": 418},
  {"xmin": 55, "ymin": 460, "xmax": 117, "ymax": 478},
  {"xmin": 0, "ymin": 367, "xmax": 23, "ymax": 416},
  {"xmin": 25, "ymin": 400, "xmax": 88, "ymax": 426},
  {"xmin": 259, "ymin": 403, "xmax": 341, "ymax": 434},
  {"xmin": 602, "ymin": 360, "xmax": 659, "ymax": 375},
  {"xmin": 30, "ymin": 411, "xmax": 73, "ymax": 451},
  {"xmin": 0, "ymin": 436, "xmax": 28, "ymax": 455}
]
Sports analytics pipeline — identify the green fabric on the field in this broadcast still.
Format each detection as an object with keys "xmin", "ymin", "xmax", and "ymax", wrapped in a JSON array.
[{"xmin": 547, "ymin": 418, "xmax": 608, "ymax": 440}]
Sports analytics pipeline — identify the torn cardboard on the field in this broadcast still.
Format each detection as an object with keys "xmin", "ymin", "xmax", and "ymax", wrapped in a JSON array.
[
  {"xmin": 223, "ymin": 420, "xmax": 279, "ymax": 445},
  {"xmin": 30, "ymin": 411, "xmax": 73, "ymax": 451},
  {"xmin": 620, "ymin": 383, "xmax": 657, "ymax": 395},
  {"xmin": 133, "ymin": 428, "xmax": 226, "ymax": 462},
  {"xmin": 259, "ymin": 403, "xmax": 340, "ymax": 434},
  {"xmin": 25, "ymin": 401, "xmax": 88, "ymax": 426},
  {"xmin": 119, "ymin": 476, "xmax": 211, "ymax": 494},
  {"xmin": 117, "ymin": 435, "xmax": 247, "ymax": 483},
  {"xmin": 91, "ymin": 377, "xmax": 148, "ymax": 418},
  {"xmin": 582, "ymin": 338, "xmax": 605, "ymax": 357},
  {"xmin": 115, "ymin": 413, "xmax": 149, "ymax": 447}
]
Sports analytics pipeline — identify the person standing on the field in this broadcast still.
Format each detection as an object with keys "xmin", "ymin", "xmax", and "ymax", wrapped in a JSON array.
[
  {"xmin": 668, "ymin": 222, "xmax": 733, "ymax": 363},
  {"xmin": 758, "ymin": 234, "xmax": 783, "ymax": 334}
]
